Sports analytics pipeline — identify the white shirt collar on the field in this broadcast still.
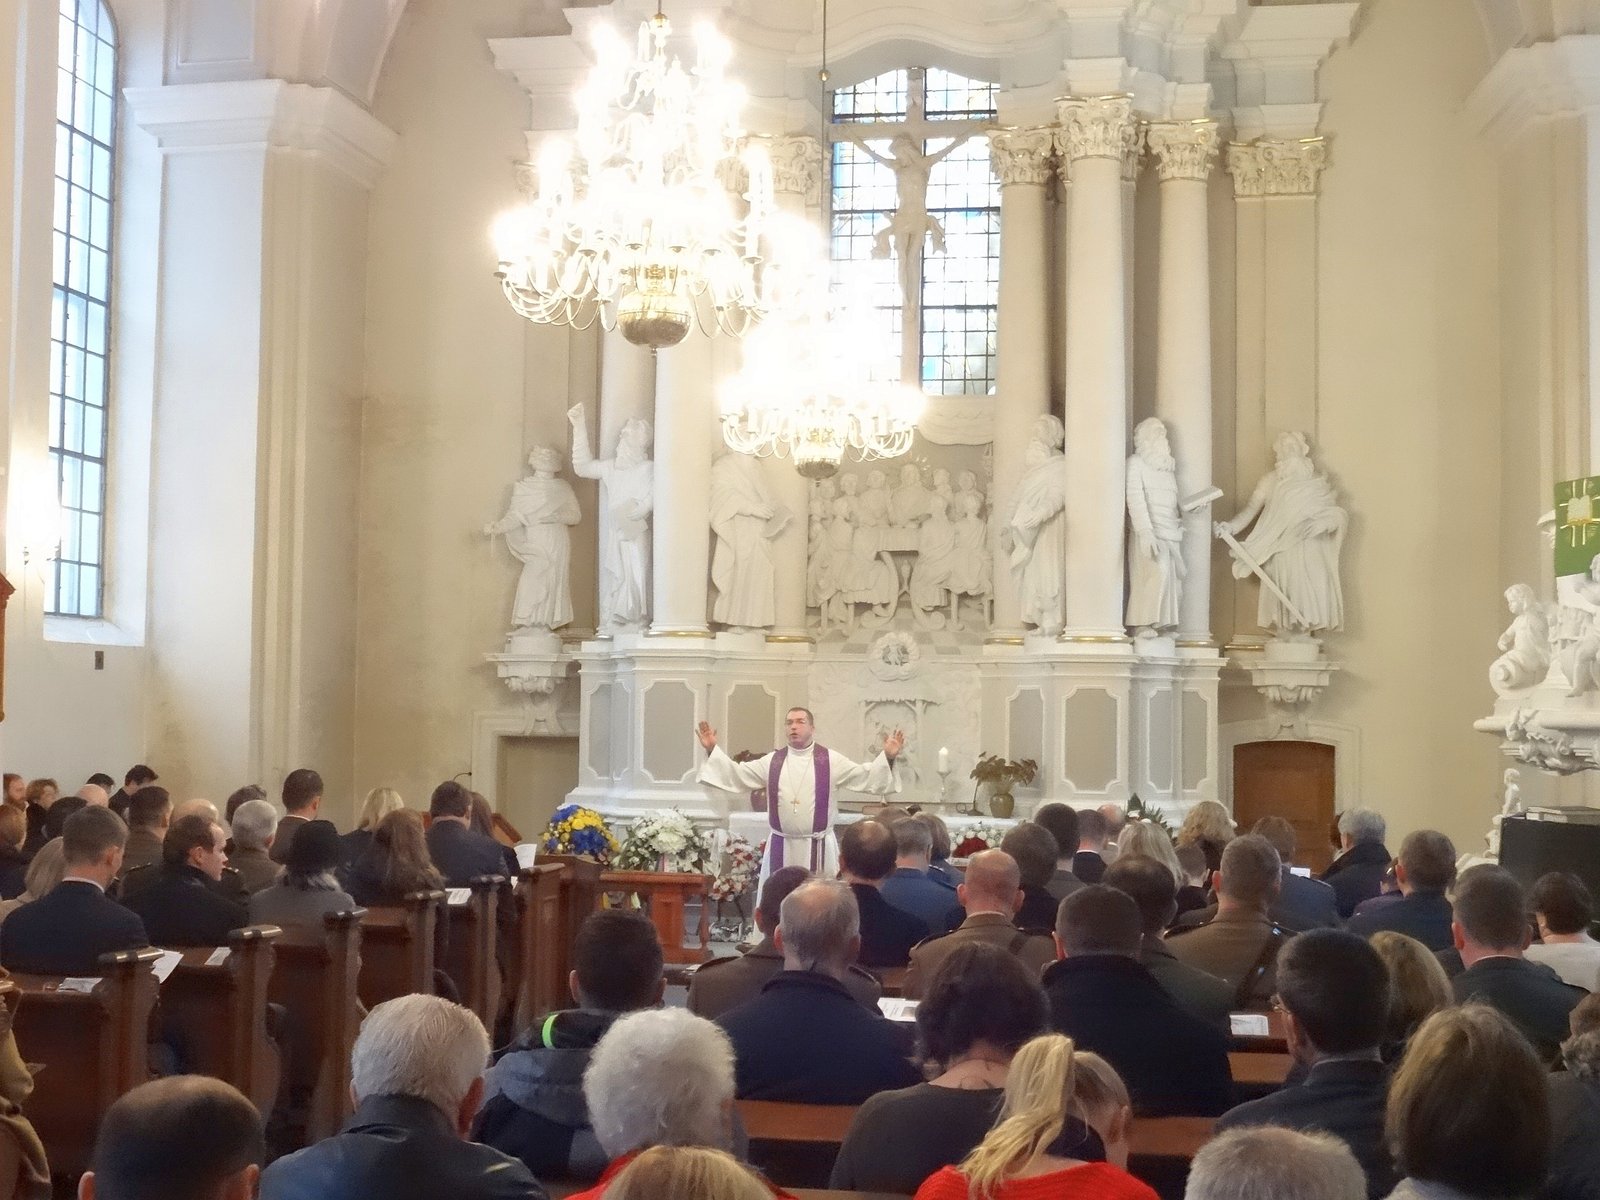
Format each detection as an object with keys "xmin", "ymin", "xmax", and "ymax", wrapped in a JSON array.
[{"xmin": 786, "ymin": 741, "xmax": 815, "ymax": 757}]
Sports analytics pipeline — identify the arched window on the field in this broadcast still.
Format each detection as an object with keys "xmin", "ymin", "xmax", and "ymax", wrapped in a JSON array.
[
  {"xmin": 47, "ymin": 0, "xmax": 116, "ymax": 617},
  {"xmin": 828, "ymin": 67, "xmax": 999, "ymax": 396}
]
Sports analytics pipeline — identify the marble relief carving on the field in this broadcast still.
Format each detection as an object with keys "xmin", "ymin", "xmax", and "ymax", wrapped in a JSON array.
[{"xmin": 709, "ymin": 452, "xmax": 789, "ymax": 631}]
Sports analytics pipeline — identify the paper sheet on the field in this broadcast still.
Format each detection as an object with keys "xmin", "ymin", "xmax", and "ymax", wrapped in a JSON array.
[
  {"xmin": 878, "ymin": 998, "xmax": 919, "ymax": 1022},
  {"xmin": 1229, "ymin": 1012, "xmax": 1271, "ymax": 1038},
  {"xmin": 446, "ymin": 888, "xmax": 471, "ymax": 907},
  {"xmin": 152, "ymin": 950, "xmax": 184, "ymax": 983},
  {"xmin": 56, "ymin": 978, "xmax": 99, "ymax": 994},
  {"xmin": 514, "ymin": 843, "xmax": 540, "ymax": 870},
  {"xmin": 205, "ymin": 947, "xmax": 231, "ymax": 967}
]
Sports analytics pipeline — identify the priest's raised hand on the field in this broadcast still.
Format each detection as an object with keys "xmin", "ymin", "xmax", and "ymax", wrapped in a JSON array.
[
  {"xmin": 696, "ymin": 721, "xmax": 718, "ymax": 752},
  {"xmin": 883, "ymin": 729, "xmax": 905, "ymax": 761}
]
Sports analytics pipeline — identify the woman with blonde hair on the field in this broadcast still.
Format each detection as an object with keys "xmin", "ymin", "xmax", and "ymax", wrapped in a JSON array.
[
  {"xmin": 1175, "ymin": 799, "xmax": 1234, "ymax": 872},
  {"xmin": 605, "ymin": 1146, "xmax": 779, "ymax": 1200},
  {"xmin": 341, "ymin": 787, "xmax": 405, "ymax": 869},
  {"xmin": 0, "ymin": 839, "xmax": 65, "ymax": 926},
  {"xmin": 914, "ymin": 1034, "xmax": 1156, "ymax": 1200},
  {"xmin": 1116, "ymin": 822, "xmax": 1182, "ymax": 883},
  {"xmin": 1368, "ymin": 931, "xmax": 1452, "ymax": 1060}
]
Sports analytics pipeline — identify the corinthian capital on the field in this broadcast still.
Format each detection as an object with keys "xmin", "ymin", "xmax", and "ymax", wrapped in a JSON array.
[
  {"xmin": 1226, "ymin": 137, "xmax": 1328, "ymax": 197},
  {"xmin": 1055, "ymin": 95, "xmax": 1140, "ymax": 163},
  {"xmin": 989, "ymin": 126, "xmax": 1055, "ymax": 187},
  {"xmin": 719, "ymin": 135, "xmax": 824, "ymax": 203},
  {"xmin": 1146, "ymin": 120, "xmax": 1220, "ymax": 183}
]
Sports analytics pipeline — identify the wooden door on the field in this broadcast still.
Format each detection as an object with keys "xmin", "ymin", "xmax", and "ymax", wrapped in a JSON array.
[{"xmin": 1233, "ymin": 741, "xmax": 1336, "ymax": 872}]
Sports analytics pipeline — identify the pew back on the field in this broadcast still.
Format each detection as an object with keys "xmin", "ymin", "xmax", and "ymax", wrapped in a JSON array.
[
  {"xmin": 267, "ymin": 910, "xmax": 363, "ymax": 1145},
  {"xmin": 164, "ymin": 925, "xmax": 282, "ymax": 1113},
  {"xmin": 356, "ymin": 890, "xmax": 443, "ymax": 1010}
]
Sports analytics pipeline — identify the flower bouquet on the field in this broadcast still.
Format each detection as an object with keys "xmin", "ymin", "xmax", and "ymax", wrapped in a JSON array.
[
  {"xmin": 709, "ymin": 836, "xmax": 764, "ymax": 942},
  {"xmin": 953, "ymin": 820, "xmax": 1009, "ymax": 858},
  {"xmin": 615, "ymin": 808, "xmax": 713, "ymax": 874},
  {"xmin": 538, "ymin": 803, "xmax": 619, "ymax": 864}
]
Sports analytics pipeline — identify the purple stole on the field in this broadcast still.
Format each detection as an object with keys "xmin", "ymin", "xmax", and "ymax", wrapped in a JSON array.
[{"xmin": 766, "ymin": 744, "xmax": 830, "ymax": 873}]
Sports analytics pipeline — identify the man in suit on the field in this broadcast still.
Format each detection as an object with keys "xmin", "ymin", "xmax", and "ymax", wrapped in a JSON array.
[
  {"xmin": 1073, "ymin": 808, "xmax": 1109, "ymax": 884},
  {"xmin": 1252, "ymin": 816, "xmax": 1339, "ymax": 932},
  {"xmin": 1, "ymin": 805, "xmax": 147, "ymax": 975},
  {"xmin": 81, "ymin": 1075, "xmax": 265, "ymax": 1200},
  {"xmin": 261, "ymin": 995, "xmax": 545, "ymax": 1200},
  {"xmin": 716, "ymin": 880, "xmax": 920, "ymax": 1103},
  {"xmin": 1215, "ymin": 930, "xmax": 1398, "ymax": 1199},
  {"xmin": 1321, "ymin": 808, "xmax": 1391, "ymax": 919},
  {"xmin": 998, "ymin": 821, "xmax": 1064, "ymax": 932},
  {"xmin": 426, "ymin": 781, "xmax": 513, "ymax": 887},
  {"xmin": 1168, "ymin": 834, "xmax": 1285, "ymax": 1006},
  {"xmin": 1042, "ymin": 885, "xmax": 1234, "ymax": 1116},
  {"xmin": 1103, "ymin": 854, "xmax": 1233, "ymax": 1030},
  {"xmin": 902, "ymin": 849, "xmax": 1056, "ymax": 1000},
  {"xmin": 228, "ymin": 798, "xmax": 283, "ymax": 895},
  {"xmin": 1034, "ymin": 803, "xmax": 1086, "ymax": 903},
  {"xmin": 269, "ymin": 767, "xmax": 323, "ymax": 866},
  {"xmin": 837, "ymin": 819, "xmax": 927, "ymax": 968},
  {"xmin": 879, "ymin": 816, "xmax": 956, "ymax": 933},
  {"xmin": 116, "ymin": 786, "xmax": 172, "ymax": 882},
  {"xmin": 122, "ymin": 815, "xmax": 249, "ymax": 947},
  {"xmin": 106, "ymin": 763, "xmax": 157, "ymax": 822},
  {"xmin": 1451, "ymin": 864, "xmax": 1585, "ymax": 1063},
  {"xmin": 688, "ymin": 866, "xmax": 881, "ymax": 1019},
  {"xmin": 1346, "ymin": 830, "xmax": 1457, "ymax": 951}
]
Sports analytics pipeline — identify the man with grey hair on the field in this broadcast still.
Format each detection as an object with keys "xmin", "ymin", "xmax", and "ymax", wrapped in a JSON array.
[
  {"xmin": 1185, "ymin": 1126, "xmax": 1367, "ymax": 1200},
  {"xmin": 260, "ymin": 995, "xmax": 544, "ymax": 1199},
  {"xmin": 1168, "ymin": 834, "xmax": 1285, "ymax": 1006},
  {"xmin": 716, "ymin": 880, "xmax": 919, "ymax": 1103},
  {"xmin": 879, "ymin": 816, "xmax": 955, "ymax": 933},
  {"xmin": 227, "ymin": 799, "xmax": 282, "ymax": 895},
  {"xmin": 1321, "ymin": 807, "xmax": 1390, "ymax": 918}
]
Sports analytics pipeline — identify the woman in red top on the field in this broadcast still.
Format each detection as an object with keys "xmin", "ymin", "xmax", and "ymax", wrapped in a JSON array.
[{"xmin": 914, "ymin": 1034, "xmax": 1157, "ymax": 1200}]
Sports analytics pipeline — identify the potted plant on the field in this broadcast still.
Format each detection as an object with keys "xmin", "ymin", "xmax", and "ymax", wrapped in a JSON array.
[{"xmin": 969, "ymin": 754, "xmax": 1038, "ymax": 819}]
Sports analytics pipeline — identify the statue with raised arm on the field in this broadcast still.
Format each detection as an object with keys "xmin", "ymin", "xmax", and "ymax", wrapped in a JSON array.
[
  {"xmin": 1125, "ymin": 417, "xmax": 1185, "ymax": 637},
  {"xmin": 1004, "ymin": 414, "xmax": 1067, "ymax": 636},
  {"xmin": 483, "ymin": 446, "xmax": 581, "ymax": 632},
  {"xmin": 568, "ymin": 403, "xmax": 653, "ymax": 630}
]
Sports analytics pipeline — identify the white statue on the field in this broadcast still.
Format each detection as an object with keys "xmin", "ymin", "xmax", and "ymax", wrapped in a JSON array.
[
  {"xmin": 1562, "ymin": 558, "xmax": 1600, "ymax": 696},
  {"xmin": 1216, "ymin": 431, "xmax": 1348, "ymax": 637},
  {"xmin": 851, "ymin": 474, "xmax": 897, "ymax": 606},
  {"xmin": 1501, "ymin": 767, "xmax": 1523, "ymax": 815},
  {"xmin": 955, "ymin": 470, "xmax": 985, "ymax": 516},
  {"xmin": 709, "ymin": 453, "xmax": 788, "ymax": 630},
  {"xmin": 890, "ymin": 463, "xmax": 933, "ymax": 529},
  {"xmin": 569, "ymin": 403, "xmax": 653, "ymax": 630},
  {"xmin": 910, "ymin": 496, "xmax": 957, "ymax": 612},
  {"xmin": 932, "ymin": 468, "xmax": 953, "ymax": 505},
  {"xmin": 948, "ymin": 491, "xmax": 991, "ymax": 601},
  {"xmin": 484, "ymin": 446, "xmax": 581, "ymax": 632},
  {"xmin": 1004, "ymin": 414, "xmax": 1067, "ymax": 636},
  {"xmin": 859, "ymin": 469, "xmax": 893, "ymax": 534},
  {"xmin": 806, "ymin": 479, "xmax": 836, "ymax": 609},
  {"xmin": 1489, "ymin": 583, "xmax": 1552, "ymax": 696},
  {"xmin": 1125, "ymin": 417, "xmax": 1185, "ymax": 636}
]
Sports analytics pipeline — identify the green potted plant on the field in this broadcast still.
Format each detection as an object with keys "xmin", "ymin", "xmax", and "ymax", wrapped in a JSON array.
[{"xmin": 969, "ymin": 754, "xmax": 1038, "ymax": 819}]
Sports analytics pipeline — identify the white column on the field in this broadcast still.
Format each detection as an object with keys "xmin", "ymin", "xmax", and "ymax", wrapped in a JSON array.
[
  {"xmin": 650, "ymin": 331, "xmax": 714, "ymax": 636},
  {"xmin": 1148, "ymin": 120, "xmax": 1221, "ymax": 648},
  {"xmin": 987, "ymin": 127, "xmax": 1056, "ymax": 641},
  {"xmin": 1058, "ymin": 96, "xmax": 1139, "ymax": 642},
  {"xmin": 596, "ymin": 331, "xmax": 655, "ymax": 633},
  {"xmin": 1122, "ymin": 127, "xmax": 1145, "ymax": 420}
]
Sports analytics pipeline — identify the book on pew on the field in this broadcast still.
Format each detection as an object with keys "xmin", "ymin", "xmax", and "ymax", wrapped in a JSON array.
[
  {"xmin": 1229, "ymin": 1012, "xmax": 1270, "ymax": 1038},
  {"xmin": 878, "ymin": 998, "xmax": 918, "ymax": 1022}
]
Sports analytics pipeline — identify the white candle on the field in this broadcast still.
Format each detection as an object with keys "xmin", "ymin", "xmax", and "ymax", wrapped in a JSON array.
[{"xmin": 938, "ymin": 747, "xmax": 950, "ymax": 774}]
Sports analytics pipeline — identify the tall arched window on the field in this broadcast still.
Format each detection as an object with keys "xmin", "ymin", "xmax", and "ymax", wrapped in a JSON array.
[
  {"xmin": 828, "ymin": 67, "xmax": 999, "ymax": 396},
  {"xmin": 48, "ymin": 0, "xmax": 116, "ymax": 617}
]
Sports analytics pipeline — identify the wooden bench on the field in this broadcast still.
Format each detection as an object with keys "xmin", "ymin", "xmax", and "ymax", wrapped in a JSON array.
[
  {"xmin": 440, "ymin": 876, "xmax": 504, "ymax": 1031},
  {"xmin": 11, "ymin": 947, "xmax": 162, "ymax": 1176},
  {"xmin": 357, "ymin": 890, "xmax": 443, "ymax": 1010},
  {"xmin": 512, "ymin": 864, "xmax": 565, "ymax": 1036},
  {"xmin": 1228, "ymin": 1051, "xmax": 1292, "ymax": 1088},
  {"xmin": 600, "ymin": 871, "xmax": 712, "ymax": 965},
  {"xmin": 544, "ymin": 854, "xmax": 604, "ymax": 986},
  {"xmin": 268, "ymin": 910, "xmax": 363, "ymax": 1145},
  {"xmin": 1228, "ymin": 1009, "xmax": 1288, "ymax": 1054},
  {"xmin": 164, "ymin": 926, "xmax": 282, "ymax": 1113},
  {"xmin": 874, "ymin": 967, "xmax": 908, "ymax": 998}
]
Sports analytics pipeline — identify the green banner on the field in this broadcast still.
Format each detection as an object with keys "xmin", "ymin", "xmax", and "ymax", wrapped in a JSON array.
[{"xmin": 1556, "ymin": 476, "xmax": 1600, "ymax": 578}]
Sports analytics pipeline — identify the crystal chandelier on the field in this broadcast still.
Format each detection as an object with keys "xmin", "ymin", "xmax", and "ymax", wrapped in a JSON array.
[{"xmin": 491, "ymin": 11, "xmax": 796, "ymax": 351}]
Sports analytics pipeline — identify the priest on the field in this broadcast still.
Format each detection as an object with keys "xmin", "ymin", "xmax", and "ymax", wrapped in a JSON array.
[{"xmin": 697, "ymin": 708, "xmax": 903, "ymax": 884}]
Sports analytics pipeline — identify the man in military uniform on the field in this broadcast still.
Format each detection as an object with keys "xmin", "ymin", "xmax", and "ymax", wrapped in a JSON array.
[
  {"xmin": 1167, "ymin": 834, "xmax": 1286, "ymax": 1007},
  {"xmin": 902, "ymin": 849, "xmax": 1056, "ymax": 1000},
  {"xmin": 687, "ymin": 866, "xmax": 881, "ymax": 1020}
]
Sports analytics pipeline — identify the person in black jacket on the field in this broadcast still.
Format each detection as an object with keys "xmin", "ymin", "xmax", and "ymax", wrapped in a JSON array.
[
  {"xmin": 0, "ymin": 807, "xmax": 30, "ymax": 900},
  {"xmin": 82, "ymin": 1075, "xmax": 265, "ymax": 1200},
  {"xmin": 999, "ymin": 822, "xmax": 1065, "ymax": 933},
  {"xmin": 1321, "ymin": 809, "xmax": 1391, "ymax": 919},
  {"xmin": 1042, "ymin": 885, "xmax": 1234, "ymax": 1117},
  {"xmin": 121, "ymin": 814, "xmax": 248, "ymax": 947},
  {"xmin": 1346, "ymin": 830, "xmax": 1457, "ymax": 951},
  {"xmin": 1215, "ymin": 929, "xmax": 1399, "ymax": 1199},
  {"xmin": 1548, "ymin": 993, "xmax": 1600, "ymax": 1200},
  {"xmin": 1, "ymin": 805, "xmax": 147, "ymax": 975},
  {"xmin": 425, "ymin": 781, "xmax": 513, "ymax": 888},
  {"xmin": 837, "ymin": 820, "xmax": 927, "ymax": 969}
]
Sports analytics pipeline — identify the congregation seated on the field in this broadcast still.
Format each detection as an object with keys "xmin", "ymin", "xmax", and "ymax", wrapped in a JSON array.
[
  {"xmin": 105, "ymin": 764, "xmax": 156, "ymax": 823},
  {"xmin": 1450, "ymin": 864, "xmax": 1584, "ymax": 1062},
  {"xmin": 837, "ymin": 820, "xmax": 928, "ymax": 968},
  {"xmin": 1071, "ymin": 808, "xmax": 1110, "ymax": 885},
  {"xmin": 0, "ymin": 837, "xmax": 63, "ymax": 927},
  {"xmin": 1175, "ymin": 798, "xmax": 1234, "ymax": 874},
  {"xmin": 997, "ymin": 822, "xmax": 1064, "ymax": 933},
  {"xmin": 260, "ymin": 993, "xmax": 545, "ymax": 1200},
  {"xmin": 1548, "ymin": 992, "xmax": 1600, "ymax": 1199},
  {"xmin": 1099, "ymin": 804, "xmax": 1128, "ymax": 862},
  {"xmin": 269, "ymin": 767, "xmax": 323, "ymax": 867},
  {"xmin": 880, "ymin": 817, "xmax": 957, "ymax": 933},
  {"xmin": 913, "ymin": 1034, "xmax": 1157, "ymax": 1200},
  {"xmin": 1251, "ymin": 816, "xmax": 1339, "ymax": 932},
  {"xmin": 689, "ymin": 866, "xmax": 881, "ymax": 1019},
  {"xmin": 427, "ymin": 781, "xmax": 515, "ymax": 886},
  {"xmin": 249, "ymin": 819, "xmax": 356, "ymax": 927},
  {"xmin": 1172, "ymin": 843, "xmax": 1212, "ymax": 922},
  {"xmin": 341, "ymin": 787, "xmax": 403, "ymax": 872},
  {"xmin": 346, "ymin": 808, "xmax": 445, "ymax": 906},
  {"xmin": 1, "ymin": 806, "xmax": 146, "ymax": 975},
  {"xmin": 475, "ymin": 909, "xmax": 666, "ymax": 1182},
  {"xmin": 1113, "ymin": 821, "xmax": 1184, "ymax": 893},
  {"xmin": 1102, "ymin": 855, "xmax": 1232, "ymax": 1030},
  {"xmin": 604, "ymin": 1145, "xmax": 779, "ymax": 1200},
  {"xmin": 44, "ymin": 794, "xmax": 89, "ymax": 843},
  {"xmin": 117, "ymin": 786, "xmax": 172, "ymax": 881},
  {"xmin": 832, "ymin": 942, "xmax": 1049, "ymax": 1194},
  {"xmin": 222, "ymin": 783, "xmax": 266, "ymax": 826},
  {"xmin": 1320, "ymin": 808, "xmax": 1391, "ymax": 918},
  {"xmin": 121, "ymin": 814, "xmax": 248, "ymax": 947},
  {"xmin": 80, "ymin": 1075, "xmax": 264, "ymax": 1200},
  {"xmin": 1214, "ymin": 929, "xmax": 1397, "ymax": 1198},
  {"xmin": 915, "ymin": 812, "xmax": 960, "ymax": 889},
  {"xmin": 1527, "ymin": 871, "xmax": 1600, "ymax": 992},
  {"xmin": 1368, "ymin": 930, "xmax": 1452, "ymax": 1062},
  {"xmin": 1033, "ymin": 803, "xmax": 1085, "ymax": 903},
  {"xmin": 0, "ymin": 807, "xmax": 27, "ymax": 901},
  {"xmin": 20, "ymin": 777, "xmax": 56, "ymax": 856},
  {"xmin": 227, "ymin": 798, "xmax": 284, "ymax": 895},
  {"xmin": 1166, "ymin": 834, "xmax": 1284, "ymax": 1006},
  {"xmin": 1383, "ymin": 1003, "xmax": 1550, "ymax": 1200},
  {"xmin": 1345, "ymin": 829, "xmax": 1457, "ymax": 951},
  {"xmin": 717, "ymin": 879, "xmax": 920, "ymax": 1103},
  {"xmin": 1184, "ymin": 1127, "xmax": 1368, "ymax": 1200},
  {"xmin": 902, "ymin": 849, "xmax": 1054, "ymax": 1001}
]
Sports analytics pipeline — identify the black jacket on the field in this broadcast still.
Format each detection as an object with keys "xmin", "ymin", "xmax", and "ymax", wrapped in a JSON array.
[
  {"xmin": 1042, "ymin": 955, "xmax": 1234, "ymax": 1117},
  {"xmin": 339, "ymin": 828, "xmax": 375, "ymax": 872},
  {"xmin": 0, "ymin": 846, "xmax": 28, "ymax": 900},
  {"xmin": 0, "ymin": 879, "xmax": 147, "ymax": 975},
  {"xmin": 1015, "ymin": 884, "xmax": 1061, "ymax": 934},
  {"xmin": 1321, "ymin": 841, "xmax": 1391, "ymax": 918},
  {"xmin": 121, "ymin": 864, "xmax": 248, "ymax": 947},
  {"xmin": 260, "ymin": 1093, "xmax": 545, "ymax": 1200},
  {"xmin": 1346, "ymin": 890, "xmax": 1454, "ymax": 952},
  {"xmin": 849, "ymin": 882, "xmax": 928, "ymax": 969},
  {"xmin": 718, "ymin": 970, "xmax": 920, "ymax": 1103},
  {"xmin": 1215, "ymin": 1057, "xmax": 1397, "ymax": 1199},
  {"xmin": 1271, "ymin": 868, "xmax": 1340, "ymax": 933},
  {"xmin": 1073, "ymin": 851, "xmax": 1107, "ymax": 885},
  {"xmin": 427, "ymin": 821, "xmax": 514, "ymax": 888},
  {"xmin": 1547, "ymin": 1072, "xmax": 1600, "ymax": 1200},
  {"xmin": 1452, "ymin": 956, "xmax": 1586, "ymax": 1063}
]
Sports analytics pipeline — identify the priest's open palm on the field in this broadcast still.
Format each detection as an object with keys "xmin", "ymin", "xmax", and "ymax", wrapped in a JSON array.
[
  {"xmin": 696, "ymin": 721, "xmax": 718, "ymax": 751},
  {"xmin": 883, "ymin": 728, "xmax": 905, "ymax": 760}
]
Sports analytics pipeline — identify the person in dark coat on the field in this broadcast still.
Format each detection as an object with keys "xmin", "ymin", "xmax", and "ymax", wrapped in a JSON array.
[
  {"xmin": 1103, "ymin": 856, "xmax": 1233, "ymax": 1031},
  {"xmin": 717, "ymin": 880, "xmax": 920, "ymax": 1103},
  {"xmin": 105, "ymin": 763, "xmax": 157, "ymax": 822},
  {"xmin": 1, "ymin": 805, "xmax": 147, "ymax": 975},
  {"xmin": 121, "ymin": 814, "xmax": 248, "ymax": 948},
  {"xmin": 1548, "ymin": 993, "xmax": 1600, "ymax": 1200},
  {"xmin": 1251, "ymin": 816, "xmax": 1340, "ymax": 932},
  {"xmin": 1042, "ymin": 885, "xmax": 1234, "ymax": 1117},
  {"xmin": 1034, "ymin": 803, "xmax": 1086, "ymax": 903},
  {"xmin": 0, "ymin": 807, "xmax": 30, "ymax": 900},
  {"xmin": 270, "ymin": 767, "xmax": 323, "ymax": 866},
  {"xmin": 1215, "ymin": 930, "xmax": 1398, "ymax": 1199},
  {"xmin": 1321, "ymin": 809, "xmax": 1391, "ymax": 919},
  {"xmin": 999, "ymin": 821, "xmax": 1064, "ymax": 933},
  {"xmin": 879, "ymin": 817, "xmax": 957, "ymax": 933},
  {"xmin": 838, "ymin": 820, "xmax": 927, "ymax": 968},
  {"xmin": 426, "ymin": 781, "xmax": 514, "ymax": 888},
  {"xmin": 1346, "ymin": 830, "xmax": 1457, "ymax": 951},
  {"xmin": 1072, "ymin": 808, "xmax": 1109, "ymax": 885},
  {"xmin": 260, "ymin": 994, "xmax": 545, "ymax": 1200},
  {"xmin": 81, "ymin": 1076, "xmax": 265, "ymax": 1200}
]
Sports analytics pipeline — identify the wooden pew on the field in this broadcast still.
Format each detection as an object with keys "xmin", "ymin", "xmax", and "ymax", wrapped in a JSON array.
[
  {"xmin": 1228, "ymin": 1009, "xmax": 1288, "ymax": 1053},
  {"xmin": 544, "ymin": 854, "xmax": 604, "ymax": 991},
  {"xmin": 512, "ymin": 864, "xmax": 565, "ymax": 1036},
  {"xmin": 164, "ymin": 926, "xmax": 282, "ymax": 1113},
  {"xmin": 440, "ymin": 876, "xmax": 503, "ymax": 1031},
  {"xmin": 268, "ymin": 910, "xmax": 363, "ymax": 1145},
  {"xmin": 357, "ymin": 890, "xmax": 443, "ymax": 1010},
  {"xmin": 1228, "ymin": 1051, "xmax": 1292, "ymax": 1088},
  {"xmin": 599, "ymin": 871, "xmax": 712, "ymax": 965},
  {"xmin": 11, "ymin": 947, "xmax": 162, "ymax": 1177}
]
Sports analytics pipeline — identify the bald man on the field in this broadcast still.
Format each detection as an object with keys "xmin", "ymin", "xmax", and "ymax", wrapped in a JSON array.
[
  {"xmin": 80, "ymin": 1075, "xmax": 264, "ymax": 1200},
  {"xmin": 901, "ymin": 849, "xmax": 1057, "ymax": 1000},
  {"xmin": 77, "ymin": 783, "xmax": 109, "ymax": 807}
]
